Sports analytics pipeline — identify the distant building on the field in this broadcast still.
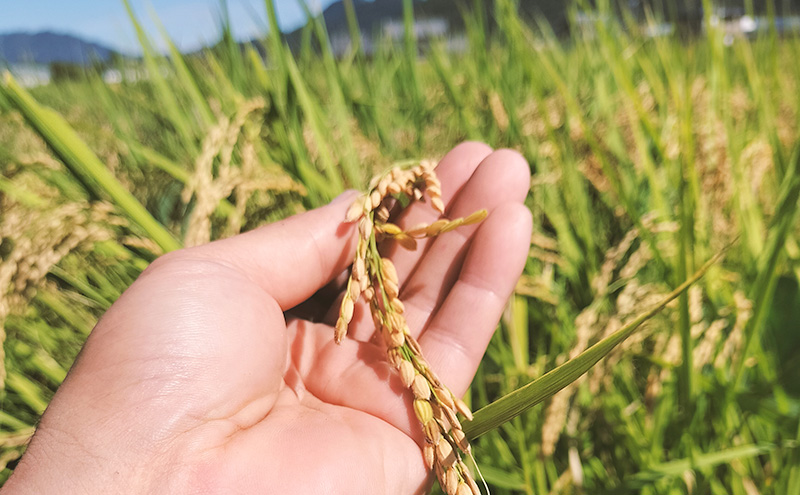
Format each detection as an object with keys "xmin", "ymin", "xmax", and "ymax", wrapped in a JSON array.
[
  {"xmin": 101, "ymin": 65, "xmax": 171, "ymax": 85},
  {"xmin": 381, "ymin": 17, "xmax": 449, "ymax": 41},
  {"xmin": 102, "ymin": 67, "xmax": 149, "ymax": 84},
  {"xmin": 7, "ymin": 64, "xmax": 51, "ymax": 88},
  {"xmin": 328, "ymin": 16, "xmax": 466, "ymax": 57},
  {"xmin": 708, "ymin": 6, "xmax": 800, "ymax": 44}
]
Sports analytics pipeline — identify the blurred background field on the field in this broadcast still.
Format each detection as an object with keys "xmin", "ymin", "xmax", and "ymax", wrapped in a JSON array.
[{"xmin": 2, "ymin": 0, "xmax": 800, "ymax": 492}]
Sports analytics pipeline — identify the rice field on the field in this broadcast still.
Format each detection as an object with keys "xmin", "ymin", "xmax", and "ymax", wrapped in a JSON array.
[{"xmin": 1, "ymin": 0, "xmax": 800, "ymax": 493}]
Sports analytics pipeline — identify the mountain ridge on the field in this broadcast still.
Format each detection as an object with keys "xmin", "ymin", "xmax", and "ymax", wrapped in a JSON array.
[{"xmin": 0, "ymin": 31, "xmax": 116, "ymax": 65}]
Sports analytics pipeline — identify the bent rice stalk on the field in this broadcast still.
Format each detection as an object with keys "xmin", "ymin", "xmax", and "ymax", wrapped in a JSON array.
[{"xmin": 336, "ymin": 159, "xmax": 488, "ymax": 495}]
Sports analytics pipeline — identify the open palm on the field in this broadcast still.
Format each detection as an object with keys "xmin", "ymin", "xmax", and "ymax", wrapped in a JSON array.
[{"xmin": 4, "ymin": 143, "xmax": 532, "ymax": 495}]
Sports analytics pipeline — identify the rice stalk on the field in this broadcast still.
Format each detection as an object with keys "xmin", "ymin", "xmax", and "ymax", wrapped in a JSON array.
[{"xmin": 337, "ymin": 160, "xmax": 486, "ymax": 495}]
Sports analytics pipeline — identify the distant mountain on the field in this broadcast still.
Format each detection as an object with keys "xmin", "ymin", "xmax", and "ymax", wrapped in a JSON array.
[{"xmin": 0, "ymin": 32, "xmax": 116, "ymax": 65}]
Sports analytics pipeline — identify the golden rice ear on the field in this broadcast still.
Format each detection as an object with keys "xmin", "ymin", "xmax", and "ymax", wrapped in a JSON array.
[
  {"xmin": 436, "ymin": 438, "xmax": 456, "ymax": 467},
  {"xmin": 455, "ymin": 482, "xmax": 472, "ymax": 495},
  {"xmin": 413, "ymin": 399, "xmax": 434, "ymax": 423},
  {"xmin": 412, "ymin": 375, "xmax": 432, "ymax": 400},
  {"xmin": 420, "ymin": 158, "xmax": 437, "ymax": 171},
  {"xmin": 440, "ymin": 219, "xmax": 464, "ymax": 234},
  {"xmin": 387, "ymin": 348, "xmax": 404, "ymax": 368},
  {"xmin": 388, "ymin": 329, "xmax": 405, "ymax": 348},
  {"xmin": 435, "ymin": 388, "xmax": 455, "ymax": 410},
  {"xmin": 334, "ymin": 317, "xmax": 348, "ymax": 344},
  {"xmin": 444, "ymin": 468, "xmax": 459, "ymax": 495},
  {"xmin": 362, "ymin": 194, "xmax": 373, "ymax": 212},
  {"xmin": 465, "ymin": 475, "xmax": 481, "ymax": 495},
  {"xmin": 390, "ymin": 298, "xmax": 405, "ymax": 314},
  {"xmin": 383, "ymin": 278, "xmax": 399, "ymax": 300},
  {"xmin": 425, "ymin": 219, "xmax": 449, "ymax": 237},
  {"xmin": 358, "ymin": 216, "xmax": 373, "ymax": 238},
  {"xmin": 400, "ymin": 361, "xmax": 416, "ymax": 387},
  {"xmin": 405, "ymin": 333, "xmax": 424, "ymax": 355},
  {"xmin": 370, "ymin": 190, "xmax": 382, "ymax": 210},
  {"xmin": 423, "ymin": 444, "xmax": 436, "ymax": 469},
  {"xmin": 388, "ymin": 312, "xmax": 405, "ymax": 332},
  {"xmin": 340, "ymin": 297, "xmax": 354, "ymax": 323},
  {"xmin": 376, "ymin": 175, "xmax": 390, "ymax": 196},
  {"xmin": 353, "ymin": 256, "xmax": 366, "ymax": 281},
  {"xmin": 463, "ymin": 209, "xmax": 488, "ymax": 225},
  {"xmin": 376, "ymin": 205, "xmax": 390, "ymax": 223},
  {"xmin": 395, "ymin": 233, "xmax": 418, "ymax": 250},
  {"xmin": 348, "ymin": 280, "xmax": 361, "ymax": 302},
  {"xmin": 424, "ymin": 420, "xmax": 442, "ymax": 445},
  {"xmin": 345, "ymin": 197, "xmax": 364, "ymax": 222},
  {"xmin": 363, "ymin": 286, "xmax": 374, "ymax": 302},
  {"xmin": 387, "ymin": 181, "xmax": 403, "ymax": 195},
  {"xmin": 381, "ymin": 258, "xmax": 399, "ymax": 285},
  {"xmin": 444, "ymin": 406, "xmax": 462, "ymax": 431},
  {"xmin": 336, "ymin": 161, "xmax": 483, "ymax": 495},
  {"xmin": 426, "ymin": 184, "xmax": 442, "ymax": 198},
  {"xmin": 455, "ymin": 398, "xmax": 474, "ymax": 421},
  {"xmin": 406, "ymin": 222, "xmax": 429, "ymax": 237},
  {"xmin": 452, "ymin": 428, "xmax": 470, "ymax": 454},
  {"xmin": 380, "ymin": 223, "xmax": 403, "ymax": 235},
  {"xmin": 431, "ymin": 197, "xmax": 446, "ymax": 214}
]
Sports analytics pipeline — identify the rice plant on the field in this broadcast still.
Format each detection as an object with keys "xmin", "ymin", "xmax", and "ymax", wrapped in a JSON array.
[{"xmin": 1, "ymin": 0, "xmax": 799, "ymax": 492}]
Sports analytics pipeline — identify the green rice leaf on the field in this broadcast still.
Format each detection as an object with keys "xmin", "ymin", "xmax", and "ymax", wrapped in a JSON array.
[{"xmin": 464, "ymin": 248, "xmax": 727, "ymax": 440}]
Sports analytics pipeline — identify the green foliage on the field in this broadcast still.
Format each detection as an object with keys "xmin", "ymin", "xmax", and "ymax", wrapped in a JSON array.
[
  {"xmin": 48, "ymin": 62, "xmax": 85, "ymax": 83},
  {"xmin": 1, "ymin": 1, "xmax": 800, "ymax": 492}
]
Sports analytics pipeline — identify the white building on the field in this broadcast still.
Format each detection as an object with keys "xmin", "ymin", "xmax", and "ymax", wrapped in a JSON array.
[{"xmin": 7, "ymin": 64, "xmax": 51, "ymax": 88}]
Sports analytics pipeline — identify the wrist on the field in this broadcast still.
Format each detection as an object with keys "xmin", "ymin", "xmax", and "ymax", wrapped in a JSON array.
[{"xmin": 2, "ymin": 426, "xmax": 153, "ymax": 494}]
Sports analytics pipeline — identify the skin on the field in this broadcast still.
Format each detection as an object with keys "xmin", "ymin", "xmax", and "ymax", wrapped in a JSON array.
[{"xmin": 2, "ymin": 142, "xmax": 532, "ymax": 494}]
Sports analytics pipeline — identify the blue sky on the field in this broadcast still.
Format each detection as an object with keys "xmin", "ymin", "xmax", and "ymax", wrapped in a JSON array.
[{"xmin": 0, "ymin": 1, "xmax": 339, "ymax": 54}]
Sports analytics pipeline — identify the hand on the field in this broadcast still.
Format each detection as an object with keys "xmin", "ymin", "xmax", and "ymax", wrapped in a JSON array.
[{"xmin": 3, "ymin": 143, "xmax": 532, "ymax": 494}]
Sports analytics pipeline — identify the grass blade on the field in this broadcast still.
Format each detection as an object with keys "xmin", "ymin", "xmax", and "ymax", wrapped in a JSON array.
[
  {"xmin": 122, "ymin": 0, "xmax": 198, "ymax": 155},
  {"xmin": 1, "ymin": 73, "xmax": 181, "ymax": 253},
  {"xmin": 342, "ymin": 0, "xmax": 363, "ymax": 57},
  {"xmin": 151, "ymin": 12, "xmax": 215, "ymax": 128},
  {"xmin": 626, "ymin": 443, "xmax": 777, "ymax": 486},
  {"xmin": 464, "ymin": 248, "xmax": 728, "ymax": 440},
  {"xmin": 735, "ymin": 139, "xmax": 800, "ymax": 387},
  {"xmin": 283, "ymin": 49, "xmax": 344, "ymax": 198}
]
